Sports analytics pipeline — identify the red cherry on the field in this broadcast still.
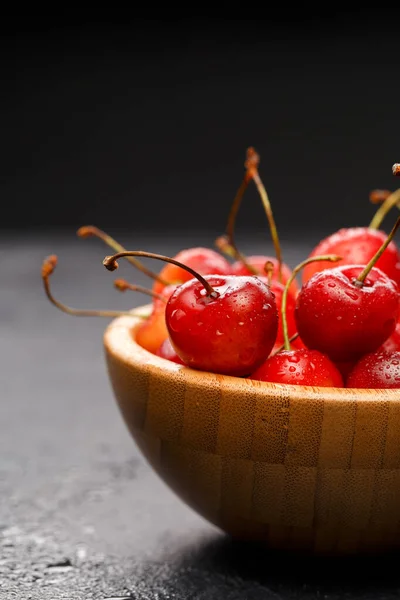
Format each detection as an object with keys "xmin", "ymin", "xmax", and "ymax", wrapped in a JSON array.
[
  {"xmin": 103, "ymin": 251, "xmax": 279, "ymax": 376},
  {"xmin": 165, "ymin": 275, "xmax": 278, "ymax": 376},
  {"xmin": 302, "ymin": 187, "xmax": 400, "ymax": 285},
  {"xmin": 295, "ymin": 264, "xmax": 399, "ymax": 362},
  {"xmin": 250, "ymin": 348, "xmax": 343, "ymax": 387},
  {"xmin": 380, "ymin": 320, "xmax": 400, "ymax": 353},
  {"xmin": 156, "ymin": 337, "xmax": 185, "ymax": 365},
  {"xmin": 302, "ymin": 228, "xmax": 400, "ymax": 285},
  {"xmin": 347, "ymin": 350, "xmax": 400, "ymax": 388},
  {"xmin": 296, "ymin": 217, "xmax": 400, "ymax": 363},
  {"xmin": 152, "ymin": 247, "xmax": 231, "ymax": 295}
]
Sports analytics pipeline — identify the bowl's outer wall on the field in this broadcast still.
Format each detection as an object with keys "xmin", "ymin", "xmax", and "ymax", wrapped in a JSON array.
[{"xmin": 104, "ymin": 315, "xmax": 400, "ymax": 555}]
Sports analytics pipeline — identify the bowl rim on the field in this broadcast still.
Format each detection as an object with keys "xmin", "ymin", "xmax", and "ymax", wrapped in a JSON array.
[{"xmin": 103, "ymin": 304, "xmax": 400, "ymax": 401}]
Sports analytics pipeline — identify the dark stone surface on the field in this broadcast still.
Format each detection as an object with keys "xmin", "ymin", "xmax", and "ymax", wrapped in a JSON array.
[{"xmin": 2, "ymin": 231, "xmax": 400, "ymax": 599}]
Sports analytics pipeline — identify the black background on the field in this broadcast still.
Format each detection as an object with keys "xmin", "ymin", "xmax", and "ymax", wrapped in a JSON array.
[{"xmin": 3, "ymin": 13, "xmax": 399, "ymax": 241}]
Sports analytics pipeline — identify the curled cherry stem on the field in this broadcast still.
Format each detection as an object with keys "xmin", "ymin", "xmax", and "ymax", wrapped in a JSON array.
[
  {"xmin": 281, "ymin": 254, "xmax": 342, "ymax": 351},
  {"xmin": 369, "ymin": 188, "xmax": 400, "ymax": 229},
  {"xmin": 77, "ymin": 225, "xmax": 169, "ymax": 286},
  {"xmin": 114, "ymin": 279, "xmax": 167, "ymax": 303},
  {"xmin": 103, "ymin": 251, "xmax": 220, "ymax": 299},
  {"xmin": 355, "ymin": 215, "xmax": 400, "ymax": 287},
  {"xmin": 41, "ymin": 255, "xmax": 136, "ymax": 318}
]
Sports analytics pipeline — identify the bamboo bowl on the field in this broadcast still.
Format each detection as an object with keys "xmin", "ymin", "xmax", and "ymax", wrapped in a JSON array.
[{"xmin": 104, "ymin": 306, "xmax": 400, "ymax": 555}]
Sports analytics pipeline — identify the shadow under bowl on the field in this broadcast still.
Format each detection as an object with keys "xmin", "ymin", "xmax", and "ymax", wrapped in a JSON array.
[{"xmin": 104, "ymin": 306, "xmax": 400, "ymax": 556}]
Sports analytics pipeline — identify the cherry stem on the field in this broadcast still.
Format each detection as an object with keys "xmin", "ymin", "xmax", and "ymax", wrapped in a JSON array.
[
  {"xmin": 224, "ymin": 147, "xmax": 283, "ymax": 280},
  {"xmin": 215, "ymin": 235, "xmax": 240, "ymax": 260},
  {"xmin": 281, "ymin": 254, "xmax": 342, "ymax": 351},
  {"xmin": 247, "ymin": 148, "xmax": 283, "ymax": 282},
  {"xmin": 224, "ymin": 162, "xmax": 258, "ymax": 274},
  {"xmin": 271, "ymin": 333, "xmax": 299, "ymax": 357},
  {"xmin": 114, "ymin": 279, "xmax": 167, "ymax": 303},
  {"xmin": 393, "ymin": 164, "xmax": 400, "ymax": 177},
  {"xmin": 41, "ymin": 255, "xmax": 137, "ymax": 318},
  {"xmin": 77, "ymin": 225, "xmax": 170, "ymax": 286},
  {"xmin": 263, "ymin": 260, "xmax": 274, "ymax": 285},
  {"xmin": 103, "ymin": 251, "xmax": 220, "ymax": 299},
  {"xmin": 369, "ymin": 188, "xmax": 400, "ymax": 229},
  {"xmin": 355, "ymin": 215, "xmax": 400, "ymax": 287}
]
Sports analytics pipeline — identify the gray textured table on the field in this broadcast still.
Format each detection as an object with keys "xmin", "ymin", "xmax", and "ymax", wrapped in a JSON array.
[{"xmin": 2, "ymin": 231, "xmax": 400, "ymax": 600}]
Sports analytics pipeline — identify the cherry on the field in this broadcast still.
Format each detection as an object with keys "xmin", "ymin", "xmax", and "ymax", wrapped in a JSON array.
[
  {"xmin": 302, "ymin": 229, "xmax": 400, "ymax": 286},
  {"xmin": 380, "ymin": 320, "xmax": 400, "ymax": 353},
  {"xmin": 347, "ymin": 350, "xmax": 400, "ymax": 389},
  {"xmin": 152, "ymin": 247, "xmax": 232, "ymax": 295},
  {"xmin": 103, "ymin": 251, "xmax": 279, "ymax": 376},
  {"xmin": 216, "ymin": 147, "xmax": 298, "ymax": 294},
  {"xmin": 296, "ymin": 264, "xmax": 400, "ymax": 363},
  {"xmin": 250, "ymin": 348, "xmax": 344, "ymax": 387},
  {"xmin": 156, "ymin": 337, "xmax": 186, "ymax": 365},
  {"xmin": 393, "ymin": 163, "xmax": 400, "ymax": 177},
  {"xmin": 295, "ymin": 216, "xmax": 400, "ymax": 363},
  {"xmin": 302, "ymin": 186, "xmax": 400, "ymax": 285},
  {"xmin": 165, "ymin": 275, "xmax": 278, "ymax": 376},
  {"xmin": 249, "ymin": 254, "xmax": 343, "ymax": 387}
]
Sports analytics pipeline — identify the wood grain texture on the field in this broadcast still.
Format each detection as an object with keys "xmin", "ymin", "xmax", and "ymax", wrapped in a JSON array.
[{"xmin": 104, "ymin": 308, "xmax": 400, "ymax": 555}]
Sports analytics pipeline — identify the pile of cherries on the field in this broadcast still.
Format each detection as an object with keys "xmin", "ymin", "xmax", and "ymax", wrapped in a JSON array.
[{"xmin": 42, "ymin": 155, "xmax": 400, "ymax": 389}]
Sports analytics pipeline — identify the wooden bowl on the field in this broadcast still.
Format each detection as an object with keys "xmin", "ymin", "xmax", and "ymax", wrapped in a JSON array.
[{"xmin": 104, "ymin": 306, "xmax": 400, "ymax": 555}]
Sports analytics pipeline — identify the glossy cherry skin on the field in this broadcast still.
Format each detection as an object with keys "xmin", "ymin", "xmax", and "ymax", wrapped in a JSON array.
[
  {"xmin": 136, "ymin": 284, "xmax": 177, "ymax": 354},
  {"xmin": 153, "ymin": 247, "xmax": 231, "ymax": 295},
  {"xmin": 347, "ymin": 350, "xmax": 400, "ymax": 388},
  {"xmin": 155, "ymin": 337, "xmax": 185, "ymax": 365},
  {"xmin": 380, "ymin": 320, "xmax": 400, "ymax": 353},
  {"xmin": 295, "ymin": 265, "xmax": 400, "ymax": 363},
  {"xmin": 165, "ymin": 275, "xmax": 279, "ymax": 376},
  {"xmin": 240, "ymin": 275, "xmax": 302, "ymax": 354},
  {"xmin": 231, "ymin": 255, "xmax": 298, "ymax": 295},
  {"xmin": 302, "ymin": 228, "xmax": 400, "ymax": 285},
  {"xmin": 249, "ymin": 349, "xmax": 344, "ymax": 387}
]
